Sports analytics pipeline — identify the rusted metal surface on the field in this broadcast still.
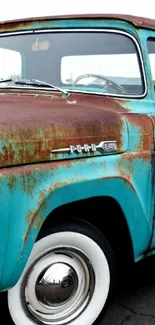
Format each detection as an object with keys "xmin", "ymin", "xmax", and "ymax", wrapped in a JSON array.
[
  {"xmin": 70, "ymin": 93, "xmax": 129, "ymax": 113},
  {"xmin": 0, "ymin": 14, "xmax": 155, "ymax": 31},
  {"xmin": 0, "ymin": 90, "xmax": 152, "ymax": 167},
  {"xmin": 0, "ymin": 13, "xmax": 155, "ymax": 295},
  {"xmin": 117, "ymin": 151, "xmax": 151, "ymax": 183},
  {"xmin": 0, "ymin": 93, "xmax": 128, "ymax": 167}
]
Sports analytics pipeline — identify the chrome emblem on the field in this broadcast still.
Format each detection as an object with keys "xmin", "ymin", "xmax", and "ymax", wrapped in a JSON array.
[{"xmin": 51, "ymin": 141, "xmax": 117, "ymax": 154}]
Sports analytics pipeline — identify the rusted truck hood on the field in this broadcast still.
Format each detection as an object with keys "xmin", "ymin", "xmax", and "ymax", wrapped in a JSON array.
[{"xmin": 0, "ymin": 93, "xmax": 128, "ymax": 167}]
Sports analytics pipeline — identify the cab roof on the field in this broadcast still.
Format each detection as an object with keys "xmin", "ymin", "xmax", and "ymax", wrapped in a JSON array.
[{"xmin": 0, "ymin": 13, "xmax": 155, "ymax": 30}]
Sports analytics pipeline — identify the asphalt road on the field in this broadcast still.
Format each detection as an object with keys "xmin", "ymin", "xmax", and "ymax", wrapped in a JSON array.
[
  {"xmin": 100, "ymin": 256, "xmax": 155, "ymax": 325},
  {"xmin": 1, "ymin": 256, "xmax": 155, "ymax": 325}
]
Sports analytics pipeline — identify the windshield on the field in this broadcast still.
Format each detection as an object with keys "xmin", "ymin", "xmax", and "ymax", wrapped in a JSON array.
[{"xmin": 0, "ymin": 30, "xmax": 144, "ymax": 97}]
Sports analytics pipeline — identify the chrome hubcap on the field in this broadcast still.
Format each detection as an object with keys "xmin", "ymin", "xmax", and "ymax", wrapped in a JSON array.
[
  {"xmin": 36, "ymin": 263, "xmax": 78, "ymax": 306},
  {"xmin": 21, "ymin": 248, "xmax": 95, "ymax": 324}
]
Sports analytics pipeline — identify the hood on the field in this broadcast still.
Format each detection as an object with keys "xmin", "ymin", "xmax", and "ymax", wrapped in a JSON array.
[{"xmin": 0, "ymin": 92, "xmax": 128, "ymax": 167}]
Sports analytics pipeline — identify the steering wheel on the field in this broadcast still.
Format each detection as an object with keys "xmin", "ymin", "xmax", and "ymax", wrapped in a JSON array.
[{"xmin": 74, "ymin": 73, "xmax": 127, "ymax": 94}]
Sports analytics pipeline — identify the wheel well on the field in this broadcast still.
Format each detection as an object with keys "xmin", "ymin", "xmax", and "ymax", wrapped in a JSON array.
[{"xmin": 38, "ymin": 196, "xmax": 134, "ymax": 275}]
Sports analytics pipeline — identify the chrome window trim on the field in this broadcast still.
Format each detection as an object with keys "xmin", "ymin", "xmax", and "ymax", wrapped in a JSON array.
[
  {"xmin": 0, "ymin": 31, "xmax": 34, "ymax": 36},
  {"xmin": 0, "ymin": 28, "xmax": 147, "ymax": 98}
]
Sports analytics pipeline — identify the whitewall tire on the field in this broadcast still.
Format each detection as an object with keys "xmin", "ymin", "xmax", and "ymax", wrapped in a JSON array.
[{"xmin": 8, "ymin": 222, "xmax": 116, "ymax": 325}]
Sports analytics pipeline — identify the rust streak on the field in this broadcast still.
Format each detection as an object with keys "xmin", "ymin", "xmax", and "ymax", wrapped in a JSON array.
[
  {"xmin": 23, "ymin": 180, "xmax": 70, "ymax": 244},
  {"xmin": 121, "ymin": 151, "xmax": 151, "ymax": 162},
  {"xmin": 122, "ymin": 113, "xmax": 154, "ymax": 151},
  {"xmin": 119, "ymin": 170, "xmax": 132, "ymax": 183},
  {"xmin": 23, "ymin": 209, "xmax": 38, "ymax": 243}
]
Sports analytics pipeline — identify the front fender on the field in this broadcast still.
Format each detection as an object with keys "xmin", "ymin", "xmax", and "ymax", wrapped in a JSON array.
[{"xmin": 0, "ymin": 152, "xmax": 152, "ymax": 290}]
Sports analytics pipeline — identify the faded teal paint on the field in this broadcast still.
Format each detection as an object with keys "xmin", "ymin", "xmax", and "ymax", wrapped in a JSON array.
[
  {"xmin": 138, "ymin": 29, "xmax": 155, "ymax": 99},
  {"xmin": 0, "ymin": 139, "xmax": 4, "ymax": 153},
  {"xmin": 0, "ymin": 17, "xmax": 155, "ymax": 295},
  {"xmin": 138, "ymin": 30, "xmax": 155, "ymax": 145},
  {"xmin": 0, "ymin": 152, "xmax": 152, "ymax": 290},
  {"xmin": 118, "ymin": 98, "xmax": 155, "ymax": 112},
  {"xmin": 119, "ymin": 153, "xmax": 153, "ymax": 223},
  {"xmin": 124, "ymin": 120, "xmax": 142, "ymax": 152}
]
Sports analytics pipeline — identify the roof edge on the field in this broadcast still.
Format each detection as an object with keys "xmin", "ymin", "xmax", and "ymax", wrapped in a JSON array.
[{"xmin": 0, "ymin": 13, "xmax": 154, "ymax": 30}]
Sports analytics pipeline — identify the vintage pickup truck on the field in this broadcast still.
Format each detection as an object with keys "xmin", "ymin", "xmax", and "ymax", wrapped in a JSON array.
[{"xmin": 0, "ymin": 12, "xmax": 155, "ymax": 325}]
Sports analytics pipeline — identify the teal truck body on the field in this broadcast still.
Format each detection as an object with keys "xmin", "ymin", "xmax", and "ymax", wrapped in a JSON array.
[{"xmin": 0, "ymin": 13, "xmax": 155, "ymax": 325}]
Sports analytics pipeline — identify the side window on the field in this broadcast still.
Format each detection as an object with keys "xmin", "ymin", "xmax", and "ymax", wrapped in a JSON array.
[
  {"xmin": 0, "ymin": 48, "xmax": 22, "ymax": 80},
  {"xmin": 147, "ymin": 38, "xmax": 155, "ymax": 90}
]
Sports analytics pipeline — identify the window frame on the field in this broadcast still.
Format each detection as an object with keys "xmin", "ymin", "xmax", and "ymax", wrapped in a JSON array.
[{"xmin": 0, "ymin": 28, "xmax": 147, "ymax": 99}]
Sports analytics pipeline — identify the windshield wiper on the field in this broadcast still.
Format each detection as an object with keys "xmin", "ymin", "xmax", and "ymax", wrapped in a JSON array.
[{"xmin": 0, "ymin": 78, "xmax": 68, "ymax": 96}]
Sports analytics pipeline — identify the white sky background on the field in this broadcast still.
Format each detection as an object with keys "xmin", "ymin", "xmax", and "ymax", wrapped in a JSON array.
[{"xmin": 0, "ymin": 0, "xmax": 155, "ymax": 21}]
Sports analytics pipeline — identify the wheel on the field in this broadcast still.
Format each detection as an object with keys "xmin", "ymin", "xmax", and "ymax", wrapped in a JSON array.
[{"xmin": 8, "ymin": 221, "xmax": 116, "ymax": 325}]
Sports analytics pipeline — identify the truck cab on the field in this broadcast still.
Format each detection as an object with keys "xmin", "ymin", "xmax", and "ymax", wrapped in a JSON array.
[{"xmin": 0, "ymin": 13, "xmax": 155, "ymax": 325}]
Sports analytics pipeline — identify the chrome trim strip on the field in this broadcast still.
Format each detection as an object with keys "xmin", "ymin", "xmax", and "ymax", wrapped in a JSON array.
[
  {"xmin": 0, "ymin": 31, "xmax": 34, "ymax": 36},
  {"xmin": 0, "ymin": 28, "xmax": 147, "ymax": 98}
]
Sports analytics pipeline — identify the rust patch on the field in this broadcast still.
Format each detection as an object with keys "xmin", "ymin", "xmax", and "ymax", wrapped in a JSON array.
[
  {"xmin": 34, "ymin": 219, "xmax": 43, "ymax": 229},
  {"xmin": 122, "ymin": 113, "xmax": 154, "ymax": 151},
  {"xmin": 24, "ymin": 195, "xmax": 48, "ymax": 244},
  {"xmin": 23, "ymin": 209, "xmax": 38, "ymax": 243},
  {"xmin": 23, "ymin": 179, "xmax": 70, "ymax": 244},
  {"xmin": 0, "ymin": 20, "xmax": 37, "ymax": 32},
  {"xmin": 39, "ymin": 190, "xmax": 48, "ymax": 201},
  {"xmin": 0, "ymin": 159, "xmax": 77, "ymax": 179},
  {"xmin": 117, "ymin": 155, "xmax": 134, "ymax": 183},
  {"xmin": 24, "ymin": 177, "xmax": 37, "ymax": 197},
  {"xmin": 23, "ymin": 174, "xmax": 88, "ymax": 245},
  {"xmin": 52, "ymin": 181, "xmax": 68, "ymax": 192},
  {"xmin": 119, "ymin": 170, "xmax": 132, "ymax": 183},
  {"xmin": 117, "ymin": 151, "xmax": 151, "ymax": 186},
  {"xmin": 121, "ymin": 151, "xmax": 151, "ymax": 162},
  {"xmin": 0, "ymin": 88, "xmax": 59, "ymax": 97},
  {"xmin": 118, "ymin": 155, "xmax": 134, "ymax": 174},
  {"xmin": 25, "ymin": 209, "xmax": 34, "ymax": 225},
  {"xmin": 69, "ymin": 93, "xmax": 129, "ymax": 113},
  {"xmin": 7, "ymin": 175, "xmax": 17, "ymax": 190}
]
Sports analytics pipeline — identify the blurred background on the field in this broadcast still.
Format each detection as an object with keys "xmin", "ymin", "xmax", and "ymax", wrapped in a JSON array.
[{"xmin": 0, "ymin": 0, "xmax": 155, "ymax": 21}]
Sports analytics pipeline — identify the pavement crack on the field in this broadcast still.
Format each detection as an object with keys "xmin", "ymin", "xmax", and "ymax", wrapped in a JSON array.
[
  {"xmin": 118, "ymin": 314, "xmax": 132, "ymax": 325},
  {"xmin": 119, "ymin": 302, "xmax": 155, "ymax": 319}
]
